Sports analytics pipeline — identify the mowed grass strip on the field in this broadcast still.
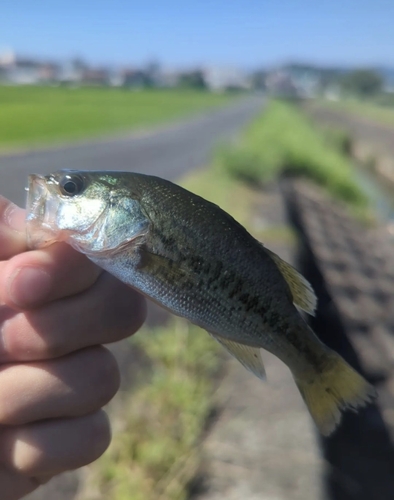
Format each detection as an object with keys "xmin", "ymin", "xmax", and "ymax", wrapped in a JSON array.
[{"xmin": 0, "ymin": 86, "xmax": 233, "ymax": 149}]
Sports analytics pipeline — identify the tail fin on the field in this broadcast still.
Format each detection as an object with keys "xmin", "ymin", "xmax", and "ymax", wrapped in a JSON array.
[{"xmin": 295, "ymin": 352, "xmax": 376, "ymax": 436}]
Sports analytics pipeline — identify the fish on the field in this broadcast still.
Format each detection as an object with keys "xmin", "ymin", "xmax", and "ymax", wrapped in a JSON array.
[{"xmin": 26, "ymin": 170, "xmax": 375, "ymax": 435}]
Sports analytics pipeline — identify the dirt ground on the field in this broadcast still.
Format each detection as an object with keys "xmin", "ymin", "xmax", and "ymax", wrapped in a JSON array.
[{"xmin": 193, "ymin": 351, "xmax": 323, "ymax": 500}]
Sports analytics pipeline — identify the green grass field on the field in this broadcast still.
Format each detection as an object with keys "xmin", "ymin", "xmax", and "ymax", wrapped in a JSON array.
[{"xmin": 0, "ymin": 86, "xmax": 233, "ymax": 150}]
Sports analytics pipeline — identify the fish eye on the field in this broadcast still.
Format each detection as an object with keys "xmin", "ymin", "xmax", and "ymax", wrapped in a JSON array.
[{"xmin": 59, "ymin": 174, "xmax": 84, "ymax": 197}]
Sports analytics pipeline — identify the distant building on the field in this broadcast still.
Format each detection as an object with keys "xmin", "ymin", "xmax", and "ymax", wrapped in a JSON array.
[
  {"xmin": 0, "ymin": 50, "xmax": 40, "ymax": 84},
  {"xmin": 108, "ymin": 69, "xmax": 123, "ymax": 87},
  {"xmin": 0, "ymin": 49, "xmax": 59, "ymax": 84},
  {"xmin": 119, "ymin": 69, "xmax": 152, "ymax": 88},
  {"xmin": 265, "ymin": 65, "xmax": 321, "ymax": 98},
  {"xmin": 0, "ymin": 48, "xmax": 16, "ymax": 66},
  {"xmin": 203, "ymin": 67, "xmax": 251, "ymax": 91},
  {"xmin": 81, "ymin": 68, "xmax": 110, "ymax": 86},
  {"xmin": 265, "ymin": 70, "xmax": 299, "ymax": 98},
  {"xmin": 156, "ymin": 68, "xmax": 180, "ymax": 88},
  {"xmin": 58, "ymin": 58, "xmax": 87, "ymax": 85},
  {"xmin": 38, "ymin": 63, "xmax": 59, "ymax": 82}
]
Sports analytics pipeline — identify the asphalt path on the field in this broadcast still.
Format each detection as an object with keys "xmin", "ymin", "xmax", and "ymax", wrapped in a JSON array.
[{"xmin": 0, "ymin": 95, "xmax": 263, "ymax": 207}]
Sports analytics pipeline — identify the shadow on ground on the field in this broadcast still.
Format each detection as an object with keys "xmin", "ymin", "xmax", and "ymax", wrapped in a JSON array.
[{"xmin": 285, "ymin": 179, "xmax": 394, "ymax": 500}]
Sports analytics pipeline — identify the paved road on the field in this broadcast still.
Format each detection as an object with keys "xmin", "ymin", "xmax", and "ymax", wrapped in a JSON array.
[{"xmin": 0, "ymin": 96, "xmax": 263, "ymax": 207}]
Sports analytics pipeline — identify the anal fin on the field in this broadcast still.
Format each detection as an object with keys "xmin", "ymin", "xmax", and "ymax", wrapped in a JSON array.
[{"xmin": 212, "ymin": 334, "xmax": 266, "ymax": 380}]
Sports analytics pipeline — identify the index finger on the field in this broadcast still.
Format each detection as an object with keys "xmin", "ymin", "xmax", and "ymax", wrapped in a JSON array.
[{"xmin": 0, "ymin": 196, "xmax": 27, "ymax": 260}]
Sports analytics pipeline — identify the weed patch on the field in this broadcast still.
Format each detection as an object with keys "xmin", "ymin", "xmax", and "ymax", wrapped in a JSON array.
[{"xmin": 216, "ymin": 101, "xmax": 368, "ymax": 210}]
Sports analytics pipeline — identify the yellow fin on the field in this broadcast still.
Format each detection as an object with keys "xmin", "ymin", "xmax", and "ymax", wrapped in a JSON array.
[
  {"xmin": 295, "ymin": 352, "xmax": 376, "ymax": 436},
  {"xmin": 213, "ymin": 335, "xmax": 266, "ymax": 380},
  {"xmin": 264, "ymin": 247, "xmax": 317, "ymax": 316}
]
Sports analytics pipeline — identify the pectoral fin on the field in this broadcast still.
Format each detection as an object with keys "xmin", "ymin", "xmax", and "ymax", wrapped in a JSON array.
[
  {"xmin": 212, "ymin": 334, "xmax": 266, "ymax": 380},
  {"xmin": 264, "ymin": 247, "xmax": 317, "ymax": 316}
]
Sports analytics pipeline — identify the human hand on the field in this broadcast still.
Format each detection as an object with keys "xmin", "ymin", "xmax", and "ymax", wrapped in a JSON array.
[{"xmin": 0, "ymin": 196, "xmax": 146, "ymax": 499}]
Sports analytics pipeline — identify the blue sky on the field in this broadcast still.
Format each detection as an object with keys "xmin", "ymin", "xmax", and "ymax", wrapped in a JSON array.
[{"xmin": 1, "ymin": 1, "xmax": 393, "ymax": 68}]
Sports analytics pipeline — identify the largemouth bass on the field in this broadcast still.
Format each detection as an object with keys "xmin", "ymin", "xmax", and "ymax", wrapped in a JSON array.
[{"xmin": 26, "ymin": 170, "xmax": 375, "ymax": 435}]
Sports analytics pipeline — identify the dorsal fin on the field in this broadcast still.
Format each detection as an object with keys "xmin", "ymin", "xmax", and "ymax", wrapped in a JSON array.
[
  {"xmin": 264, "ymin": 247, "xmax": 317, "ymax": 316},
  {"xmin": 211, "ymin": 334, "xmax": 266, "ymax": 380}
]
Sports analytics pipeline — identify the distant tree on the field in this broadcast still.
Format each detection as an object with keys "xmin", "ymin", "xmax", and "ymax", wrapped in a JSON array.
[
  {"xmin": 251, "ymin": 70, "xmax": 267, "ymax": 90},
  {"xmin": 341, "ymin": 69, "xmax": 383, "ymax": 97},
  {"xmin": 70, "ymin": 57, "xmax": 88, "ymax": 71},
  {"xmin": 178, "ymin": 70, "xmax": 207, "ymax": 89},
  {"xmin": 319, "ymin": 69, "xmax": 345, "ymax": 90}
]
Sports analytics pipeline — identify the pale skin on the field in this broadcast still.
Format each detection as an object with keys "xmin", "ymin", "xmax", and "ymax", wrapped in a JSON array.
[{"xmin": 0, "ymin": 196, "xmax": 147, "ymax": 499}]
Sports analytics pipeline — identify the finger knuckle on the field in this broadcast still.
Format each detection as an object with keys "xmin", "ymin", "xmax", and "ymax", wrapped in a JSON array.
[
  {"xmin": 105, "ymin": 286, "xmax": 147, "ymax": 340},
  {"xmin": 40, "ymin": 334, "xmax": 67, "ymax": 359},
  {"xmin": 0, "ymin": 391, "xmax": 18, "ymax": 425},
  {"xmin": 7, "ymin": 314, "xmax": 67, "ymax": 360},
  {"xmin": 10, "ymin": 411, "xmax": 112, "ymax": 475},
  {"xmin": 88, "ymin": 347, "xmax": 120, "ymax": 407},
  {"xmin": 83, "ymin": 410, "xmax": 112, "ymax": 463}
]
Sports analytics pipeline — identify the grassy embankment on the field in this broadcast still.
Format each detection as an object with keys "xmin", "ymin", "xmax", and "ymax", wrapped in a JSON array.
[
  {"xmin": 317, "ymin": 97, "xmax": 394, "ymax": 128},
  {"xmin": 0, "ymin": 86, "xmax": 233, "ymax": 150},
  {"xmin": 80, "ymin": 100, "xmax": 368, "ymax": 500},
  {"xmin": 217, "ymin": 100, "xmax": 368, "ymax": 213}
]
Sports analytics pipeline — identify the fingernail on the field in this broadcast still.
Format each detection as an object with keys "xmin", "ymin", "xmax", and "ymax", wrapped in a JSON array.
[
  {"xmin": 8, "ymin": 267, "xmax": 52, "ymax": 308},
  {"xmin": 3, "ymin": 202, "xmax": 25, "ymax": 233}
]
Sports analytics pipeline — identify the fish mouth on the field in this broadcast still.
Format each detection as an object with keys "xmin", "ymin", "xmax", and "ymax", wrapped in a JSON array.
[
  {"xmin": 26, "ymin": 174, "xmax": 60, "ymax": 249},
  {"xmin": 27, "ymin": 174, "xmax": 45, "ymax": 215}
]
